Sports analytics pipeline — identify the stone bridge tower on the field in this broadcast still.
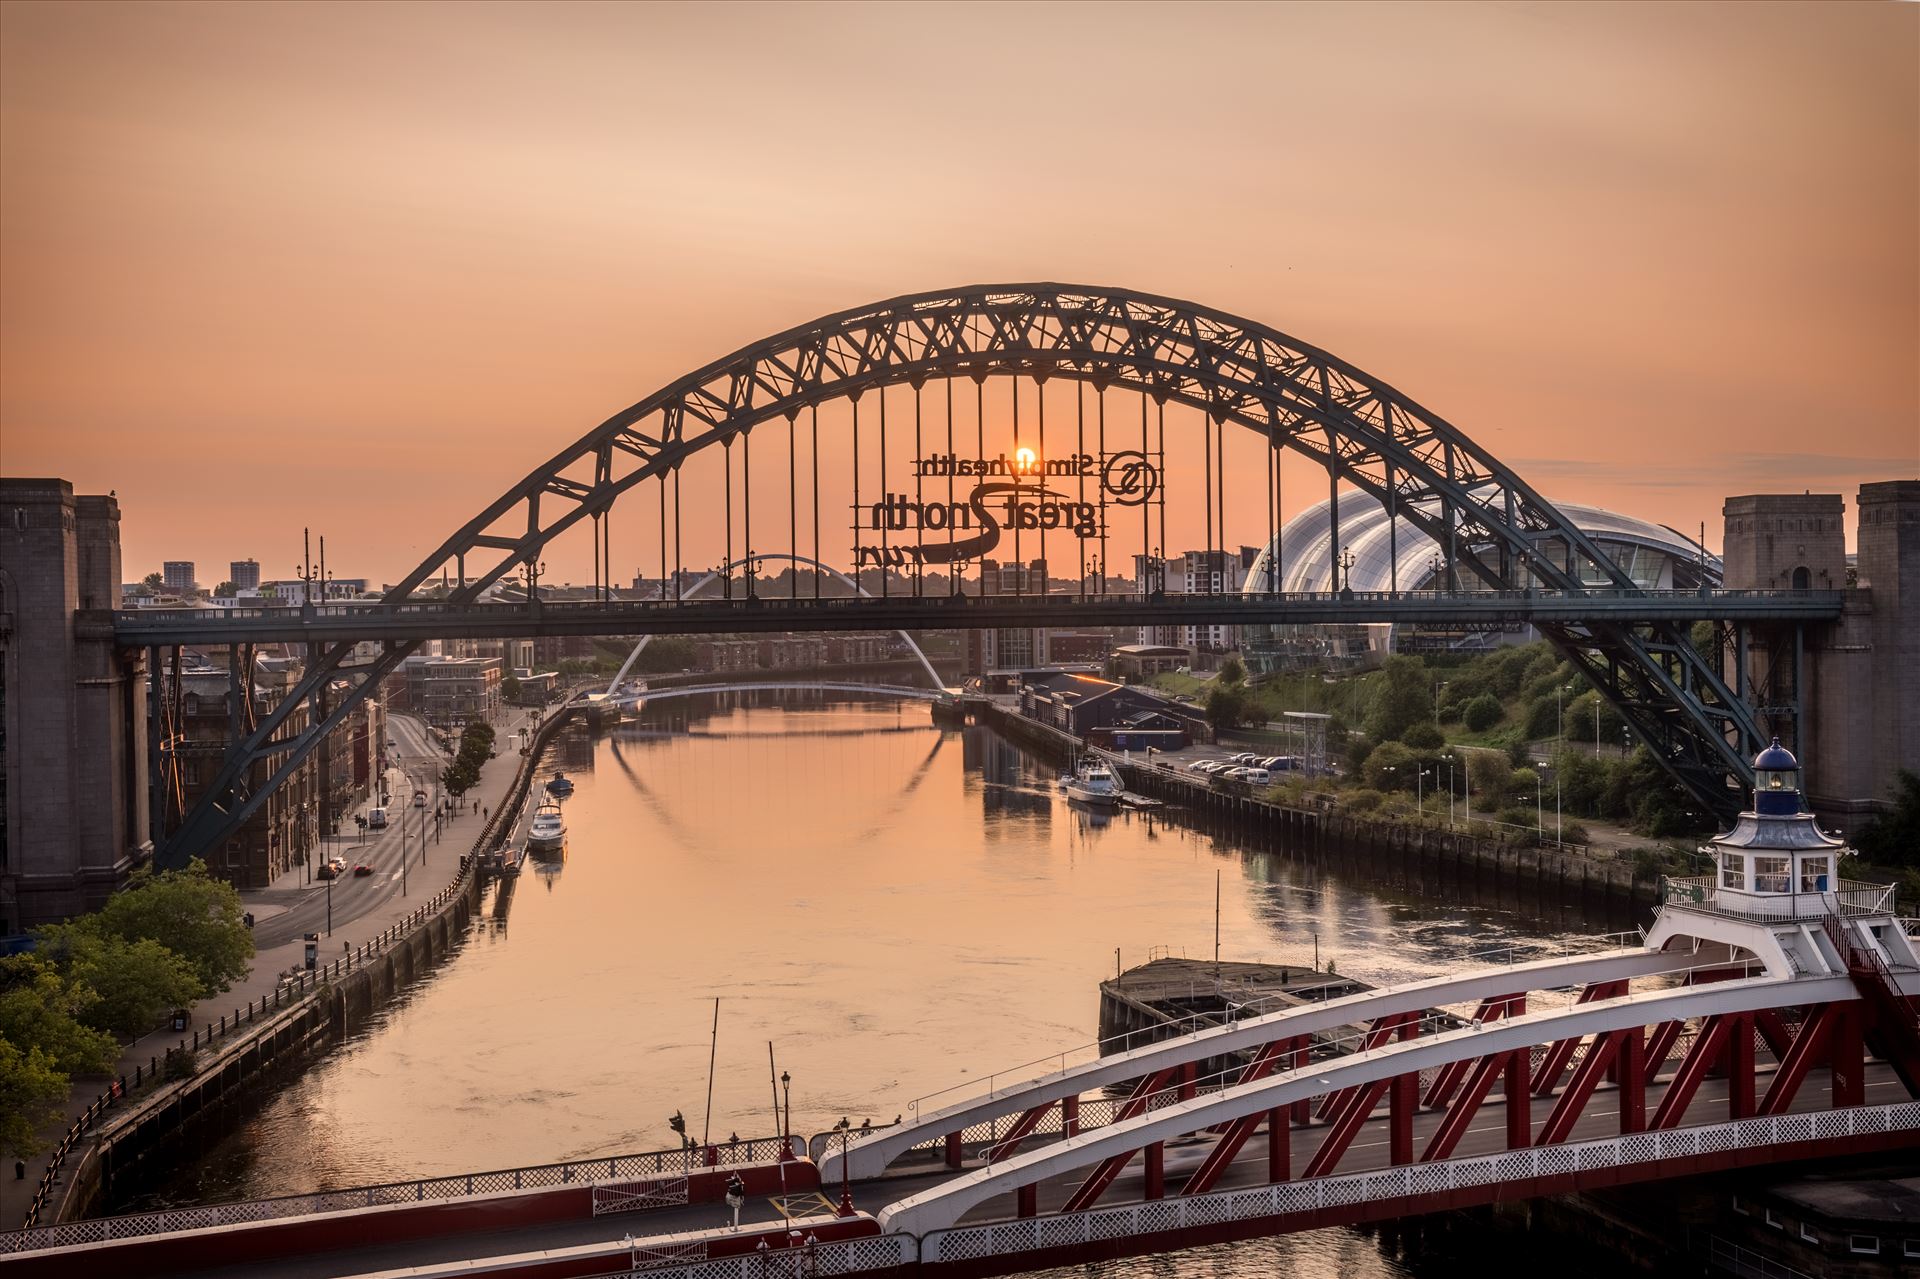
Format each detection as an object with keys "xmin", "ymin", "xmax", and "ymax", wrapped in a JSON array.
[
  {"xmin": 1722, "ymin": 481, "xmax": 1920, "ymax": 831},
  {"xmin": 0, "ymin": 478, "xmax": 150, "ymax": 930}
]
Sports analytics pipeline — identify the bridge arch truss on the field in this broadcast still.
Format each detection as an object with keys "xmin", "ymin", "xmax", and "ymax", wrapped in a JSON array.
[{"xmin": 163, "ymin": 285, "xmax": 1766, "ymax": 862}]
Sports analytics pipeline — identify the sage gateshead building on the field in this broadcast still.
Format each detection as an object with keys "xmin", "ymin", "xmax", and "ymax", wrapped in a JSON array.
[{"xmin": 1240, "ymin": 488, "xmax": 1720, "ymax": 673}]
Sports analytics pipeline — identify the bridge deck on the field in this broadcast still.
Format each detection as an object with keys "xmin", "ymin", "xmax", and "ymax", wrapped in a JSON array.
[
  {"xmin": 173, "ymin": 1064, "xmax": 1902, "ymax": 1279},
  {"xmin": 107, "ymin": 588, "xmax": 1843, "ymax": 645}
]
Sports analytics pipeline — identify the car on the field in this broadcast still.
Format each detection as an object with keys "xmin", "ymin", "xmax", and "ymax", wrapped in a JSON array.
[
  {"xmin": 413, "ymin": 790, "xmax": 428, "ymax": 808},
  {"xmin": 317, "ymin": 859, "xmax": 345, "ymax": 880},
  {"xmin": 352, "ymin": 863, "xmax": 375, "ymax": 877},
  {"xmin": 1192, "ymin": 760, "xmax": 1227, "ymax": 774},
  {"xmin": 1229, "ymin": 752, "xmax": 1260, "ymax": 765}
]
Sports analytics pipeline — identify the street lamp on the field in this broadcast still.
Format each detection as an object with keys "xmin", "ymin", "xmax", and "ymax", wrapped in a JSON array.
[
  {"xmin": 780, "ymin": 1071, "xmax": 792, "ymax": 1154},
  {"xmin": 1338, "ymin": 546, "xmax": 1356, "ymax": 595}
]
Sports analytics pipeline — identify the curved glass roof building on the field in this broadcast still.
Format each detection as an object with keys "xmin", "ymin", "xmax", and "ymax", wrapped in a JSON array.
[{"xmin": 1240, "ymin": 487, "xmax": 1720, "ymax": 670}]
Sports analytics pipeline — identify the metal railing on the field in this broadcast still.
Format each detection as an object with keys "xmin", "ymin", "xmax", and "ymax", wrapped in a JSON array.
[
  {"xmin": 1661, "ymin": 875, "xmax": 1896, "ymax": 922},
  {"xmin": 918, "ymin": 1101, "xmax": 1920, "ymax": 1265},
  {"xmin": 16, "ymin": 856, "xmax": 476, "ymax": 1230},
  {"xmin": 880, "ymin": 932, "xmax": 1655, "ymax": 1130},
  {"xmin": 0, "ymin": 1135, "xmax": 793, "ymax": 1254}
]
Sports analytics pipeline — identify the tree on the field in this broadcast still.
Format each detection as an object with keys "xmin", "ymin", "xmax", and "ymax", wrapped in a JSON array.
[
  {"xmin": 1462, "ymin": 692, "xmax": 1504, "ymax": 732},
  {"xmin": 1364, "ymin": 657, "xmax": 1432, "ymax": 744},
  {"xmin": 1218, "ymin": 655, "xmax": 1247, "ymax": 685},
  {"xmin": 443, "ymin": 757, "xmax": 480, "ymax": 798},
  {"xmin": 1401, "ymin": 721, "xmax": 1444, "ymax": 751},
  {"xmin": 1204, "ymin": 682, "xmax": 1247, "ymax": 733},
  {"xmin": 94, "ymin": 859, "xmax": 253, "ymax": 997},
  {"xmin": 1466, "ymin": 749, "xmax": 1513, "ymax": 804},
  {"xmin": 1363, "ymin": 741, "xmax": 1416, "ymax": 791},
  {"xmin": 1852, "ymin": 770, "xmax": 1920, "ymax": 866},
  {"xmin": 38, "ymin": 924, "xmax": 200, "ymax": 1039},
  {"xmin": 213, "ymin": 580, "xmax": 237, "ymax": 599},
  {"xmin": 501, "ymin": 674, "xmax": 523, "ymax": 703},
  {"xmin": 0, "ymin": 1039, "xmax": 69, "ymax": 1159},
  {"xmin": 0, "ymin": 956, "xmax": 117, "ymax": 1075},
  {"xmin": 140, "ymin": 571, "xmax": 165, "ymax": 593}
]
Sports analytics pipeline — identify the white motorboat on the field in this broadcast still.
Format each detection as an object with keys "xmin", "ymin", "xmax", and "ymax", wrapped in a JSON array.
[
  {"xmin": 526, "ymin": 799, "xmax": 567, "ymax": 851},
  {"xmin": 1062, "ymin": 758, "xmax": 1123, "ymax": 807}
]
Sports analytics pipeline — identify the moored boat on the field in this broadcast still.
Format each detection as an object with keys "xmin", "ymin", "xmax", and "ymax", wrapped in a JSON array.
[
  {"xmin": 545, "ymin": 772, "xmax": 575, "ymax": 796},
  {"xmin": 1062, "ymin": 758, "xmax": 1123, "ymax": 807},
  {"xmin": 526, "ymin": 799, "xmax": 567, "ymax": 850}
]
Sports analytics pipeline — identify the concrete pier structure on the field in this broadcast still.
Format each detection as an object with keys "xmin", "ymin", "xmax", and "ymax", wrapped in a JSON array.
[
  {"xmin": 0, "ymin": 479, "xmax": 151, "ymax": 930},
  {"xmin": 1721, "ymin": 481, "xmax": 1920, "ymax": 830}
]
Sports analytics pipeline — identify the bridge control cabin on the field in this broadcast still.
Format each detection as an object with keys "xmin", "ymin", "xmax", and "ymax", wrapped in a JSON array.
[{"xmin": 1649, "ymin": 740, "xmax": 1916, "ymax": 979}]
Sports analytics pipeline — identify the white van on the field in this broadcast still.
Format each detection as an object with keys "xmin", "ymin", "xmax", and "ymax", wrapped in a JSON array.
[{"xmin": 367, "ymin": 807, "xmax": 388, "ymax": 829}]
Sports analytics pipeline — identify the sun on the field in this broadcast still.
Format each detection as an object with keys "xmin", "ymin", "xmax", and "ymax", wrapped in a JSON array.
[{"xmin": 1015, "ymin": 446, "xmax": 1036, "ymax": 473}]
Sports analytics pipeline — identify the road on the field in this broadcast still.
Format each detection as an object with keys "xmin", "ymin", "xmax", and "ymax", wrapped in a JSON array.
[{"xmin": 248, "ymin": 712, "xmax": 464, "ymax": 952}]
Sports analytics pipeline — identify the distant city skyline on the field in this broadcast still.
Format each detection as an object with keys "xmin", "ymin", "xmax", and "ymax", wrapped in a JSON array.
[{"xmin": 3, "ymin": 2, "xmax": 1913, "ymax": 585}]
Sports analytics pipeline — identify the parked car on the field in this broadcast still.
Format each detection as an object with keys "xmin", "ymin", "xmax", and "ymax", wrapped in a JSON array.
[{"xmin": 1229, "ymin": 752, "xmax": 1261, "ymax": 764}]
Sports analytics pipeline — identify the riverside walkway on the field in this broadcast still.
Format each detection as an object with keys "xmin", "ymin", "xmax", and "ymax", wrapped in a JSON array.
[{"xmin": 1, "ymin": 701, "xmax": 547, "ymax": 1229}]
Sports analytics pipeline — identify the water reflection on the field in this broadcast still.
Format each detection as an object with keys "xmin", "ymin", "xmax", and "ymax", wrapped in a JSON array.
[{"xmin": 152, "ymin": 693, "xmax": 1626, "ymax": 1277}]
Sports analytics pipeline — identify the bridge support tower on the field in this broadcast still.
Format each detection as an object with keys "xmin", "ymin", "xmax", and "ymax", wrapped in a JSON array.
[{"xmin": 1722, "ymin": 482, "xmax": 1920, "ymax": 832}]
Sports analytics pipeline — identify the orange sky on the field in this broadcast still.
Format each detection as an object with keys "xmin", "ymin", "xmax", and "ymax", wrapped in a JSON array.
[{"xmin": 2, "ymin": 1, "xmax": 1914, "ymax": 589}]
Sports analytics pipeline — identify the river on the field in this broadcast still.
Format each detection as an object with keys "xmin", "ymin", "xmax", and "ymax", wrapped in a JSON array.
[{"xmin": 150, "ymin": 693, "xmax": 1646, "ymax": 1277}]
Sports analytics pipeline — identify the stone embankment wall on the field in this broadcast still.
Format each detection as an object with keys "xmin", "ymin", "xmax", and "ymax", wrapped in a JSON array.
[
  {"xmin": 974, "ymin": 701, "xmax": 1653, "ymax": 915},
  {"xmin": 55, "ymin": 704, "xmax": 579, "ymax": 1223}
]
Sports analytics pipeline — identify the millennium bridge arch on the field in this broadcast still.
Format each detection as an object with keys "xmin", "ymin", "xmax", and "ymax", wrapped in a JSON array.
[{"xmin": 162, "ymin": 284, "xmax": 1770, "ymax": 863}]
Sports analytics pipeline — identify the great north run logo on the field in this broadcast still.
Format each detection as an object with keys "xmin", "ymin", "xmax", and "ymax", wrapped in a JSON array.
[{"xmin": 856, "ymin": 450, "xmax": 1160, "ymax": 567}]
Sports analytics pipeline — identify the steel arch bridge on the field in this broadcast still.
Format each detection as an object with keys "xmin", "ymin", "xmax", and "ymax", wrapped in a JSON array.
[{"xmin": 158, "ymin": 284, "xmax": 1770, "ymax": 864}]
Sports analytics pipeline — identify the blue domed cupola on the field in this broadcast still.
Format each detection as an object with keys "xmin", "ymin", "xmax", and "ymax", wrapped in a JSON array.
[
  {"xmin": 1752, "ymin": 738, "xmax": 1803, "ymax": 816},
  {"xmin": 1692, "ymin": 736, "xmax": 1848, "ymax": 918}
]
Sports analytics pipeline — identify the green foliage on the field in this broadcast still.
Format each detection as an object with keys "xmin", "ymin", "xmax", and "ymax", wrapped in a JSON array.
[
  {"xmin": 1854, "ymin": 770, "xmax": 1920, "ymax": 867},
  {"xmin": 37, "ymin": 924, "xmax": 200, "ymax": 1039},
  {"xmin": 444, "ymin": 720, "xmax": 499, "ymax": 797},
  {"xmin": 95, "ymin": 858, "xmax": 253, "ymax": 997},
  {"xmin": 1508, "ymin": 768, "xmax": 1539, "ymax": 802},
  {"xmin": 1400, "ymin": 721, "xmax": 1444, "ymax": 751},
  {"xmin": 1204, "ymin": 682, "xmax": 1248, "ymax": 732},
  {"xmin": 140, "ymin": 571, "xmax": 164, "ymax": 592},
  {"xmin": 1218, "ymin": 655, "xmax": 1247, "ymax": 685},
  {"xmin": 0, "ymin": 956, "xmax": 116, "ymax": 1075},
  {"xmin": 442, "ymin": 756, "xmax": 480, "ymax": 797},
  {"xmin": 1462, "ymin": 692, "xmax": 1503, "ymax": 732},
  {"xmin": 501, "ymin": 674, "xmax": 523, "ymax": 702},
  {"xmin": 213, "ymin": 580, "xmax": 236, "ymax": 598},
  {"xmin": 1467, "ymin": 749, "xmax": 1512, "ymax": 801},
  {"xmin": 0, "ymin": 1038, "xmax": 69, "ymax": 1159},
  {"xmin": 164, "ymin": 1047, "xmax": 199, "ymax": 1080},
  {"xmin": 1561, "ymin": 822, "xmax": 1592, "ymax": 846},
  {"xmin": 1341, "ymin": 788, "xmax": 1384, "ymax": 813},
  {"xmin": 1364, "ymin": 657, "xmax": 1433, "ymax": 744},
  {"xmin": 1522, "ymin": 695, "xmax": 1559, "ymax": 741},
  {"xmin": 1363, "ymin": 741, "xmax": 1416, "ymax": 791}
]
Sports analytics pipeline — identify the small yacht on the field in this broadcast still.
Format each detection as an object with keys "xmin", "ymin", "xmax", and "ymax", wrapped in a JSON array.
[
  {"xmin": 545, "ymin": 772, "xmax": 575, "ymax": 797},
  {"xmin": 1062, "ymin": 758, "xmax": 1123, "ymax": 807},
  {"xmin": 526, "ymin": 799, "xmax": 567, "ymax": 851}
]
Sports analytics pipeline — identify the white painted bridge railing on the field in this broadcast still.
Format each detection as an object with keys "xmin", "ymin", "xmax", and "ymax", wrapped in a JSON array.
[
  {"xmin": 0, "ymin": 1135, "xmax": 793, "ymax": 1255},
  {"xmin": 916, "ymin": 1101, "xmax": 1920, "ymax": 1264},
  {"xmin": 603, "ymin": 1233, "xmax": 922, "ymax": 1279}
]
